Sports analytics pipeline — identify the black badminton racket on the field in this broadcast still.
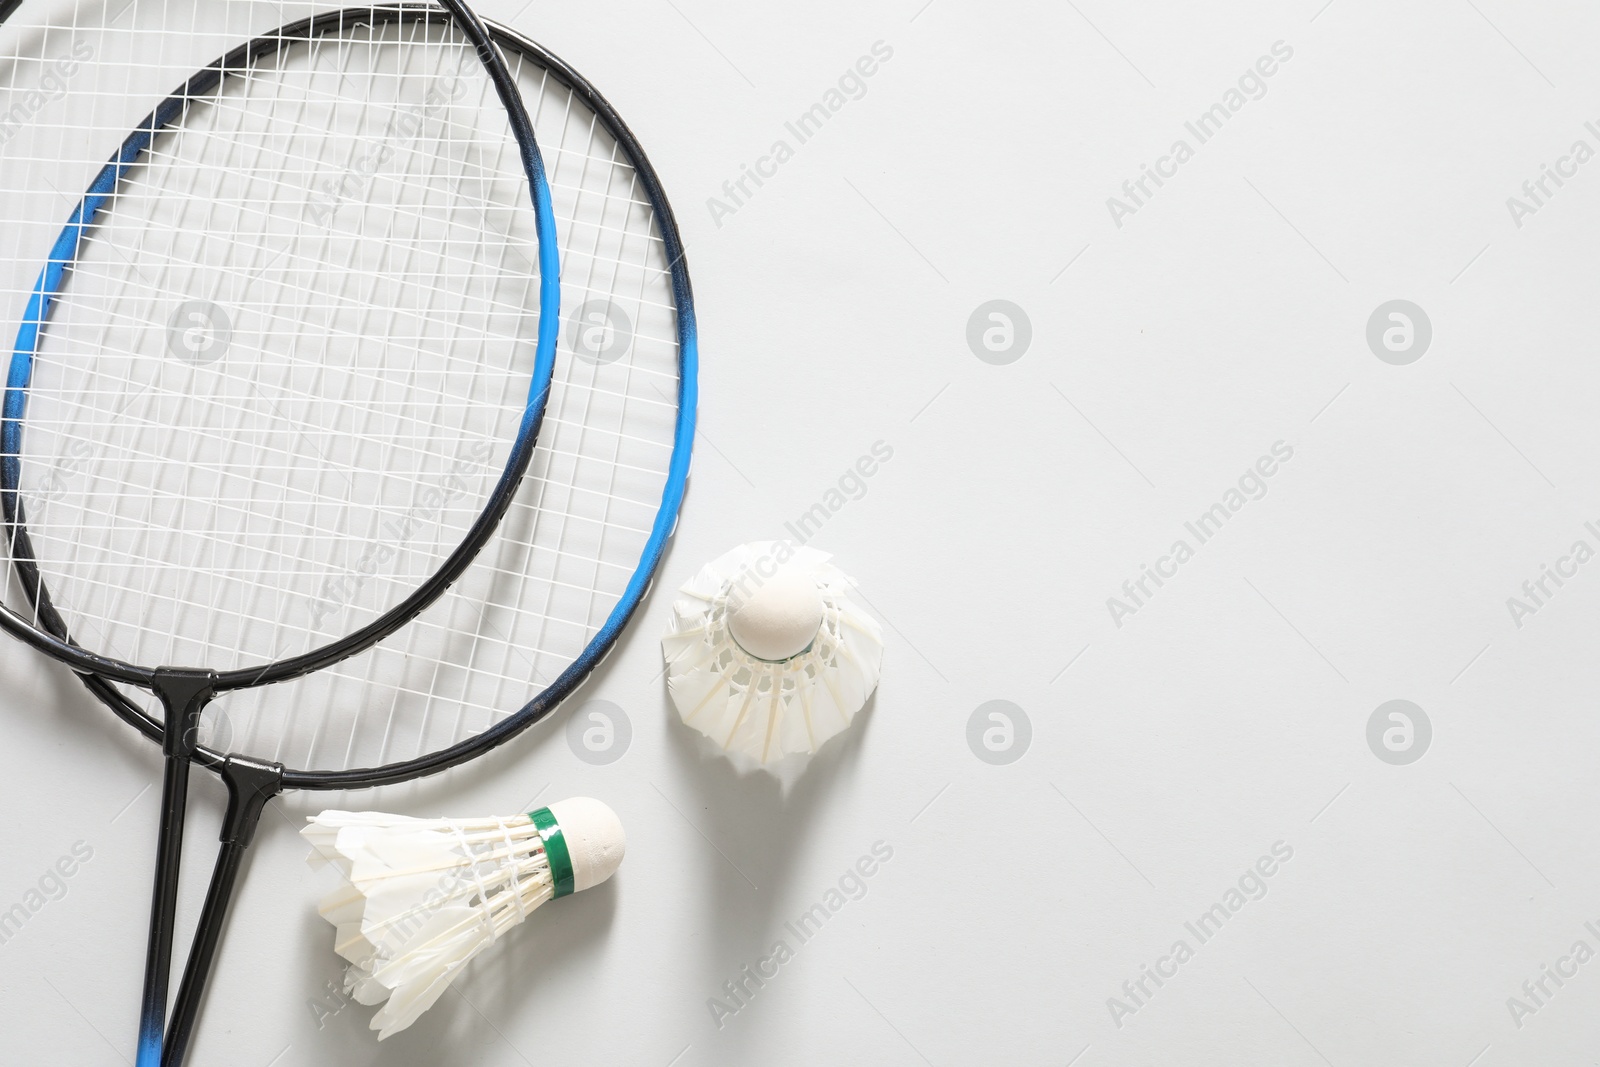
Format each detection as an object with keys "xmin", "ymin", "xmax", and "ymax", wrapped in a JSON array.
[{"xmin": 0, "ymin": 4, "xmax": 697, "ymax": 1061}]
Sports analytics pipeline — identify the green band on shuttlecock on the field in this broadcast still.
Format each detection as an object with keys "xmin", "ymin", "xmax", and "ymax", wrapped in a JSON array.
[{"xmin": 528, "ymin": 807, "xmax": 575, "ymax": 898}]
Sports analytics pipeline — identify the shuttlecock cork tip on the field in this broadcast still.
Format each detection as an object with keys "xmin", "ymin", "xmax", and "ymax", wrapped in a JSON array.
[
  {"xmin": 727, "ymin": 570, "xmax": 823, "ymax": 661},
  {"xmin": 545, "ymin": 797, "xmax": 625, "ymax": 892}
]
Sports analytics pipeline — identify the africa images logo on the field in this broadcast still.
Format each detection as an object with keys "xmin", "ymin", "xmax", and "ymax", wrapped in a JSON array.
[
  {"xmin": 705, "ymin": 842, "xmax": 894, "ymax": 1029},
  {"xmin": 305, "ymin": 66, "xmax": 469, "ymax": 224},
  {"xmin": 1105, "ymin": 40, "xmax": 1294, "ymax": 229},
  {"xmin": 705, "ymin": 41, "xmax": 894, "ymax": 228},
  {"xmin": 307, "ymin": 440, "xmax": 493, "ymax": 626}
]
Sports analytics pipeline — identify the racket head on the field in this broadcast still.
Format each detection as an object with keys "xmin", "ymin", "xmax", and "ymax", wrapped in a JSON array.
[
  {"xmin": 61, "ymin": 12, "xmax": 697, "ymax": 782},
  {"xmin": 0, "ymin": 1, "xmax": 562, "ymax": 689}
]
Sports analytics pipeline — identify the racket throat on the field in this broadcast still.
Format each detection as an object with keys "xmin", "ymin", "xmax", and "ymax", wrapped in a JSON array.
[
  {"xmin": 216, "ymin": 755, "xmax": 282, "ymax": 849},
  {"xmin": 153, "ymin": 668, "xmax": 219, "ymax": 762}
]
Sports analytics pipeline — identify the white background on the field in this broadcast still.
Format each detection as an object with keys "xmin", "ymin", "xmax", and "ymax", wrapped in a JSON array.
[{"xmin": 5, "ymin": 0, "xmax": 1600, "ymax": 1064}]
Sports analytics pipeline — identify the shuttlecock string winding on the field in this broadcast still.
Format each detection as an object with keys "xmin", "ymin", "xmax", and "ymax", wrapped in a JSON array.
[
  {"xmin": 447, "ymin": 821, "xmax": 501, "ymax": 943},
  {"xmin": 493, "ymin": 817, "xmax": 529, "ymax": 923}
]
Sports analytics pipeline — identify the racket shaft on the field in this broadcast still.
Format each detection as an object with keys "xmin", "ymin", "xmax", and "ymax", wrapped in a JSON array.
[
  {"xmin": 162, "ymin": 841, "xmax": 245, "ymax": 1067},
  {"xmin": 137, "ymin": 750, "xmax": 193, "ymax": 1067},
  {"xmin": 163, "ymin": 758, "xmax": 280, "ymax": 1067}
]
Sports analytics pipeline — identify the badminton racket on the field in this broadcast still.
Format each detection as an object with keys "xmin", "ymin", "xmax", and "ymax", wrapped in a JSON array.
[
  {"xmin": 0, "ymin": 0, "xmax": 562, "ymax": 1061},
  {"xmin": 2, "ymin": 4, "xmax": 697, "ymax": 1061}
]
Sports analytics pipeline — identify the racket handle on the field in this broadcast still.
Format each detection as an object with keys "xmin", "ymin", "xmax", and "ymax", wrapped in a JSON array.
[
  {"xmin": 162, "ymin": 756, "xmax": 282, "ymax": 1067},
  {"xmin": 136, "ymin": 670, "xmax": 217, "ymax": 1067}
]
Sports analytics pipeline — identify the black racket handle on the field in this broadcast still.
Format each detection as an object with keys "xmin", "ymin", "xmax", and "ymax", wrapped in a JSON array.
[
  {"xmin": 136, "ymin": 671, "xmax": 216, "ymax": 1067},
  {"xmin": 163, "ymin": 756, "xmax": 283, "ymax": 1067}
]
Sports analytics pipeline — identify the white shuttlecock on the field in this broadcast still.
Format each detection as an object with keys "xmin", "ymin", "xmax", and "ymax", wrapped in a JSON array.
[
  {"xmin": 661, "ymin": 541, "xmax": 883, "ymax": 764},
  {"xmin": 302, "ymin": 797, "xmax": 625, "ymax": 1038}
]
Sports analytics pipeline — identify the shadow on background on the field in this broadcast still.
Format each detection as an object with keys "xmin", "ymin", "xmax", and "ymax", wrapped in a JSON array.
[{"xmin": 664, "ymin": 690, "xmax": 875, "ymax": 1058}]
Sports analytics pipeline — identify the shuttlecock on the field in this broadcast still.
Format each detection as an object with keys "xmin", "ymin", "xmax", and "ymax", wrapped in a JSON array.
[
  {"xmin": 302, "ymin": 797, "xmax": 624, "ymax": 1038},
  {"xmin": 661, "ymin": 541, "xmax": 883, "ymax": 765}
]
